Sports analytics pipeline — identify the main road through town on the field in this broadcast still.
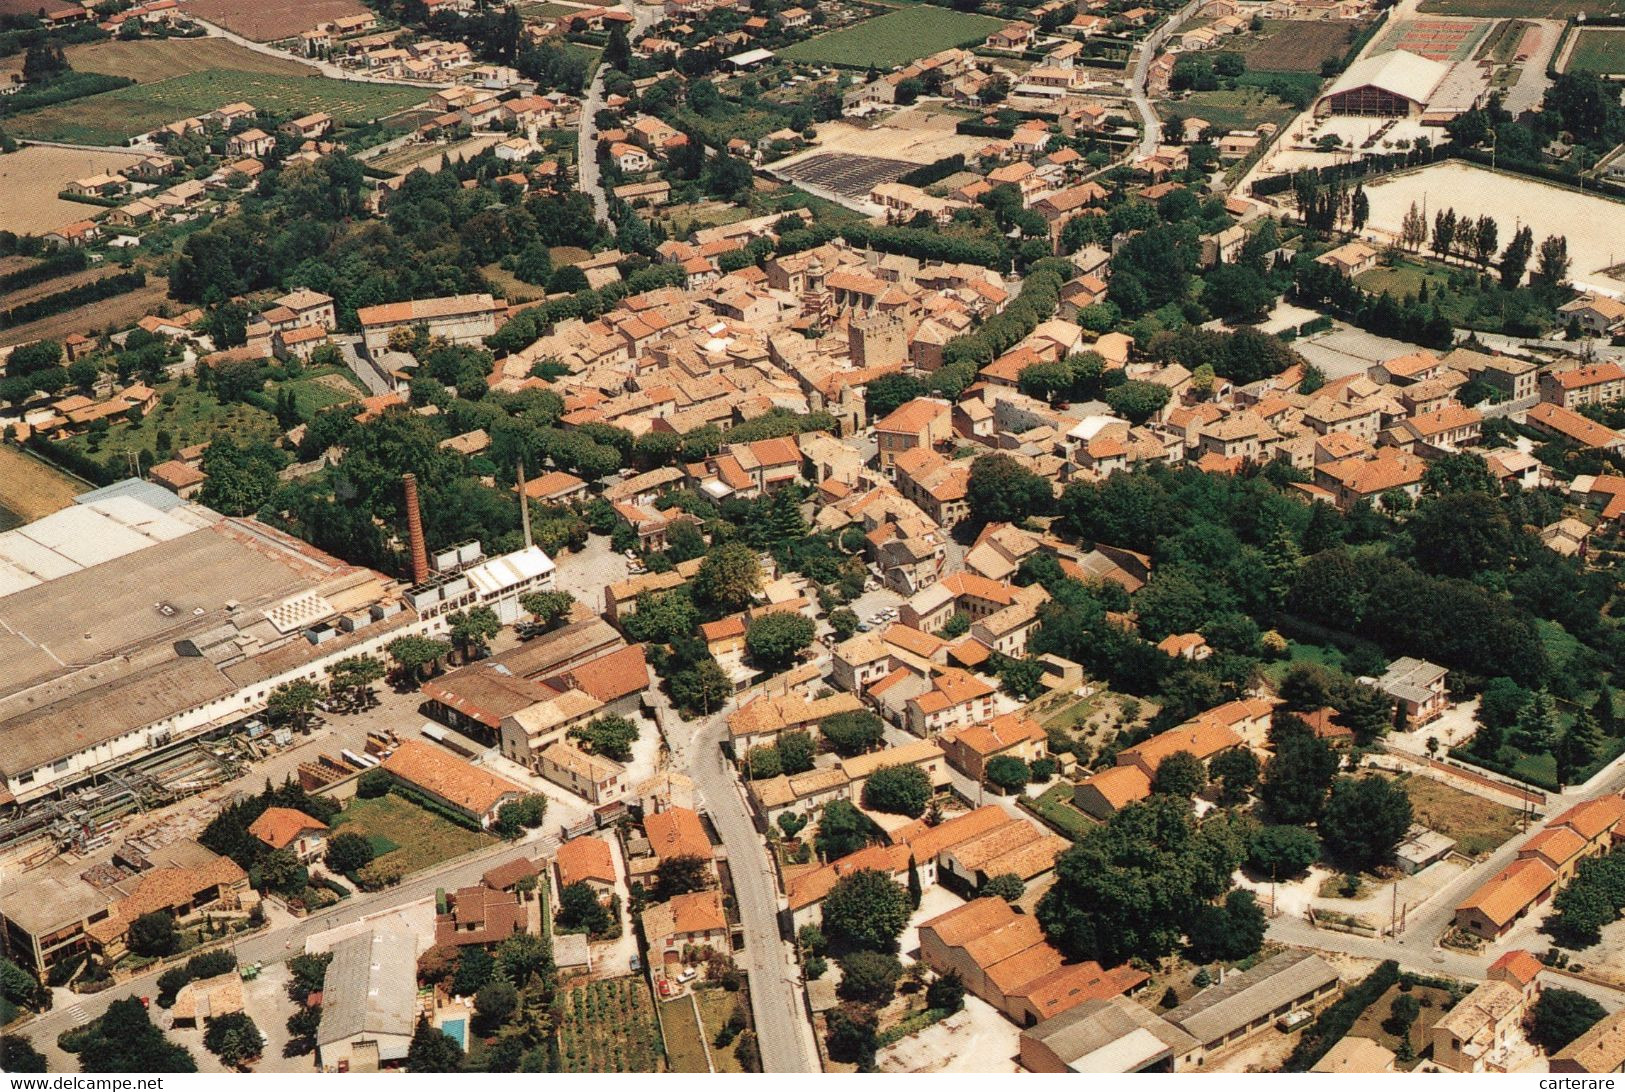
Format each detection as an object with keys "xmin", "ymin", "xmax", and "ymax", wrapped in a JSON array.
[{"xmin": 579, "ymin": 0, "xmax": 660, "ymax": 223}]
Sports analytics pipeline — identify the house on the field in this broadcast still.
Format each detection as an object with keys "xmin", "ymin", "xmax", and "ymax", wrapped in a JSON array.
[
  {"xmin": 357, "ymin": 293, "xmax": 506, "ymax": 357},
  {"xmin": 555, "ymin": 835, "xmax": 617, "ymax": 895},
  {"xmin": 315, "ymin": 928, "xmax": 417, "ymax": 1072},
  {"xmin": 170, "ymin": 973, "xmax": 244, "ymax": 1028},
  {"xmin": 434, "ymin": 883, "xmax": 526, "ymax": 948},
  {"xmin": 1311, "ymin": 1037, "xmax": 1397, "ymax": 1074},
  {"xmin": 379, "ymin": 738, "xmax": 529, "ymax": 829},
  {"xmin": 904, "ymin": 668, "xmax": 997, "ymax": 737},
  {"xmin": 1021, "ymin": 997, "xmax": 1203, "ymax": 1073},
  {"xmin": 1557, "ymin": 293, "xmax": 1625, "ymax": 337},
  {"xmin": 939, "ymin": 713, "xmax": 1047, "ymax": 781},
  {"xmin": 1430, "ymin": 951, "xmax": 1542, "ymax": 1072},
  {"xmin": 1453, "ymin": 857, "xmax": 1556, "ymax": 940},
  {"xmin": 537, "ymin": 738, "xmax": 627, "ymax": 803},
  {"xmin": 1540, "ymin": 363, "xmax": 1625, "ymax": 409},
  {"xmin": 644, "ymin": 805, "xmax": 713, "ymax": 868},
  {"xmin": 609, "ymin": 141, "xmax": 653, "ymax": 173},
  {"xmin": 986, "ymin": 20, "xmax": 1036, "ymax": 49},
  {"xmin": 66, "ymin": 173, "xmax": 128, "ymax": 199},
  {"xmin": 247, "ymin": 806, "xmax": 328, "ymax": 864},
  {"xmin": 226, "ymin": 128, "xmax": 276, "ymax": 158},
  {"xmin": 1525, "ymin": 403, "xmax": 1625, "ymax": 451},
  {"xmin": 1551, "ymin": 1009, "xmax": 1625, "ymax": 1073},
  {"xmin": 1073, "ymin": 715, "xmax": 1246, "ymax": 818},
  {"xmin": 281, "ymin": 112, "xmax": 333, "ymax": 140},
  {"xmin": 641, "ymin": 889, "xmax": 728, "ymax": 971},
  {"xmin": 1374, "ymin": 656, "xmax": 1447, "ymax": 726},
  {"xmin": 149, "ymin": 458, "xmax": 207, "ymax": 499},
  {"xmin": 43, "ymin": 220, "xmax": 102, "ymax": 248},
  {"xmin": 1315, "ymin": 240, "xmax": 1378, "ymax": 278}
]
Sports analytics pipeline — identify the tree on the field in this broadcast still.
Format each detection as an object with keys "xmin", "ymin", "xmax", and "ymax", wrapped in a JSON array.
[
  {"xmin": 822, "ymin": 868, "xmax": 910, "ymax": 952},
  {"xmin": 326, "ymin": 655, "xmax": 385, "ymax": 706},
  {"xmin": 406, "ymin": 1015, "xmax": 465, "ymax": 1071},
  {"xmin": 519, "ymin": 589, "xmax": 575, "ymax": 631},
  {"xmin": 1247, "ymin": 825, "xmax": 1322, "ymax": 877},
  {"xmin": 745, "ymin": 612, "xmax": 816, "ymax": 669},
  {"xmin": 1527, "ymin": 989, "xmax": 1606, "ymax": 1053},
  {"xmin": 985, "ymin": 755, "xmax": 1030, "ymax": 793},
  {"xmin": 926, "ymin": 969, "xmax": 966, "ymax": 1014},
  {"xmin": 1537, "ymin": 235, "xmax": 1570, "ymax": 284},
  {"xmin": 1199, "ymin": 263, "xmax": 1275, "ymax": 323},
  {"xmin": 1498, "ymin": 224, "xmax": 1535, "ymax": 289},
  {"xmin": 906, "ymin": 856, "xmax": 922, "ymax": 909},
  {"xmin": 325, "ymin": 831, "xmax": 375, "ymax": 874},
  {"xmin": 656, "ymin": 854, "xmax": 712, "ymax": 899},
  {"xmin": 448, "ymin": 605, "xmax": 501, "ymax": 662},
  {"xmin": 569, "ymin": 714, "xmax": 639, "ymax": 762},
  {"xmin": 837, "ymin": 950, "xmax": 902, "ymax": 1005},
  {"xmin": 203, "ymin": 1012, "xmax": 263, "ymax": 1068},
  {"xmin": 669, "ymin": 658, "xmax": 732, "ymax": 717},
  {"xmin": 982, "ymin": 873, "xmax": 1025, "ymax": 902},
  {"xmin": 286, "ymin": 1005, "xmax": 322, "ymax": 1042},
  {"xmin": 129, "ymin": 910, "xmax": 178, "ymax": 956},
  {"xmin": 1038, "ymin": 796, "xmax": 1242, "ymax": 966},
  {"xmin": 1186, "ymin": 889, "xmax": 1267, "ymax": 963},
  {"xmin": 475, "ymin": 978, "xmax": 519, "ymax": 1024},
  {"xmin": 865, "ymin": 373, "xmax": 926, "ymax": 419},
  {"xmin": 825, "ymin": 1002, "xmax": 879, "ymax": 1067},
  {"xmin": 1, "ymin": 1036, "xmax": 47, "ymax": 1073},
  {"xmin": 1103, "ymin": 380, "xmax": 1172, "ymax": 425},
  {"xmin": 779, "ymin": 812, "xmax": 808, "ymax": 840},
  {"xmin": 1431, "ymin": 209, "xmax": 1457, "ymax": 259},
  {"xmin": 817, "ymin": 799, "xmax": 879, "ymax": 860},
  {"xmin": 861, "ymin": 764, "xmax": 932, "ymax": 818},
  {"xmin": 1259, "ymin": 724, "xmax": 1339, "ymax": 824},
  {"xmin": 77, "ymin": 998, "xmax": 197, "ymax": 1073},
  {"xmin": 257, "ymin": 847, "xmax": 304, "ymax": 894},
  {"xmin": 357, "ymin": 767, "xmax": 392, "ymax": 799},
  {"xmin": 967, "ymin": 453, "xmax": 1053, "ymax": 527},
  {"xmin": 1513, "ymin": 691, "xmax": 1559, "ymax": 754},
  {"xmin": 779, "ymin": 730, "xmax": 816, "ymax": 775},
  {"xmin": 1385, "ymin": 992, "xmax": 1421, "ymax": 1037},
  {"xmin": 387, "ymin": 636, "xmax": 451, "ymax": 680},
  {"xmin": 1555, "ymin": 712, "xmax": 1603, "ymax": 788},
  {"xmin": 1209, "ymin": 746, "xmax": 1260, "ymax": 805},
  {"xmin": 265, "ymin": 680, "xmax": 320, "ymax": 731},
  {"xmin": 1151, "ymin": 750, "xmax": 1207, "ymax": 800},
  {"xmin": 694, "ymin": 542, "xmax": 761, "ymax": 612},
  {"xmin": 1319, "ymin": 776, "xmax": 1412, "ymax": 870}
]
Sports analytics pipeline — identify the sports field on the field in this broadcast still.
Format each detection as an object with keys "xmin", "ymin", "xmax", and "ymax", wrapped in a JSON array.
[
  {"xmin": 4, "ymin": 70, "xmax": 427, "ymax": 145},
  {"xmin": 1376, "ymin": 16, "xmax": 1492, "ymax": 62},
  {"xmin": 780, "ymin": 7, "xmax": 1006, "ymax": 68},
  {"xmin": 1563, "ymin": 27, "xmax": 1625, "ymax": 74}
]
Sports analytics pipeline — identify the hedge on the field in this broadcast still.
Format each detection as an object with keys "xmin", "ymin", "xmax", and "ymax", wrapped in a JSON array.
[
  {"xmin": 1, "ymin": 270, "xmax": 147, "ymax": 329},
  {"xmin": 1282, "ymin": 960, "xmax": 1399, "ymax": 1072},
  {"xmin": 24, "ymin": 434, "xmax": 118, "ymax": 486},
  {"xmin": 0, "ymin": 71, "xmax": 133, "ymax": 118},
  {"xmin": 387, "ymin": 782, "xmax": 486, "ymax": 833},
  {"xmin": 1446, "ymin": 746, "xmax": 1559, "ymax": 792},
  {"xmin": 0, "ymin": 249, "xmax": 88, "ymax": 294},
  {"xmin": 897, "ymin": 154, "xmax": 966, "ymax": 188}
]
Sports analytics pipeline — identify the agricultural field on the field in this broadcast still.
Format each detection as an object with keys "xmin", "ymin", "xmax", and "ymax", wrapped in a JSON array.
[
  {"xmin": 1226, "ymin": 19, "xmax": 1357, "ymax": 73},
  {"xmin": 1420, "ymin": 0, "xmax": 1622, "ymax": 16},
  {"xmin": 1563, "ymin": 27, "xmax": 1625, "ymax": 74},
  {"xmin": 658, "ymin": 997, "xmax": 711, "ymax": 1073},
  {"xmin": 0, "ymin": 274, "xmax": 172, "ymax": 348},
  {"xmin": 1391, "ymin": 772, "xmax": 1523, "ymax": 857},
  {"xmin": 0, "ymin": 445, "xmax": 87, "ymax": 525},
  {"xmin": 60, "ymin": 37, "xmax": 319, "ymax": 83},
  {"xmin": 0, "ymin": 145, "xmax": 148, "ymax": 235},
  {"xmin": 779, "ymin": 7, "xmax": 1006, "ymax": 68},
  {"xmin": 276, "ymin": 368, "xmax": 365, "ymax": 418},
  {"xmin": 181, "ymin": 0, "xmax": 373, "ymax": 41},
  {"xmin": 558, "ymin": 977, "xmax": 664, "ymax": 1073},
  {"xmin": 367, "ymin": 133, "xmax": 503, "ymax": 175},
  {"xmin": 1345, "ymin": 982, "xmax": 1456, "ymax": 1056},
  {"xmin": 5, "ymin": 70, "xmax": 428, "ymax": 145},
  {"xmin": 329, "ymin": 792, "xmax": 496, "ymax": 875}
]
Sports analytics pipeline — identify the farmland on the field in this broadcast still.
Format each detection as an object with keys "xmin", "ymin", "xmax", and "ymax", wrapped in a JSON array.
[
  {"xmin": 181, "ymin": 0, "xmax": 373, "ymax": 41},
  {"xmin": 780, "ymin": 7, "xmax": 1006, "ymax": 68},
  {"xmin": 1226, "ymin": 19, "xmax": 1358, "ymax": 73},
  {"xmin": 658, "ymin": 997, "xmax": 711, "ymax": 1073},
  {"xmin": 0, "ymin": 145, "xmax": 147, "ymax": 235},
  {"xmin": 0, "ymin": 274, "xmax": 171, "ymax": 348},
  {"xmin": 1163, "ymin": 86, "xmax": 1300, "ymax": 131},
  {"xmin": 0, "ymin": 446, "xmax": 87, "ymax": 525},
  {"xmin": 59, "ymin": 37, "xmax": 319, "ymax": 83},
  {"xmin": 329, "ymin": 792, "xmax": 495, "ymax": 876},
  {"xmin": 1563, "ymin": 27, "xmax": 1625, "ymax": 74},
  {"xmin": 4, "ymin": 70, "xmax": 428, "ymax": 145},
  {"xmin": 558, "ymin": 977, "xmax": 665, "ymax": 1073}
]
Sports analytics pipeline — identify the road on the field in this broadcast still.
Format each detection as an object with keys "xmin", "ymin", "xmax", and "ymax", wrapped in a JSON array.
[
  {"xmin": 18, "ymin": 828, "xmax": 557, "ymax": 1068},
  {"xmin": 1124, "ymin": 0, "xmax": 1204, "ymax": 159},
  {"xmin": 191, "ymin": 19, "xmax": 452, "ymax": 88},
  {"xmin": 578, "ymin": 0, "xmax": 659, "ymax": 223}
]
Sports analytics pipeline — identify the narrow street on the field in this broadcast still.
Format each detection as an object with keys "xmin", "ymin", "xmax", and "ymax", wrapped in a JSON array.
[
  {"xmin": 1125, "ymin": 0, "xmax": 1203, "ymax": 159},
  {"xmin": 578, "ymin": 0, "xmax": 659, "ymax": 222},
  {"xmin": 190, "ymin": 19, "xmax": 452, "ymax": 88}
]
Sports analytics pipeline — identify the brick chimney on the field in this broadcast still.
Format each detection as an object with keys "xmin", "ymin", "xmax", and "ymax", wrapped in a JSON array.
[{"xmin": 402, "ymin": 472, "xmax": 429, "ymax": 585}]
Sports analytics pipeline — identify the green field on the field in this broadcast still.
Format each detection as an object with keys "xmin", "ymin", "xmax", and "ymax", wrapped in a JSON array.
[
  {"xmin": 1165, "ymin": 86, "xmax": 1299, "ymax": 131},
  {"xmin": 657, "ymin": 997, "xmax": 711, "ymax": 1073},
  {"xmin": 1565, "ymin": 28, "xmax": 1625, "ymax": 74},
  {"xmin": 6, "ymin": 69, "xmax": 426, "ymax": 145},
  {"xmin": 1024, "ymin": 782, "xmax": 1096, "ymax": 840},
  {"xmin": 331, "ymin": 792, "xmax": 495, "ymax": 875},
  {"xmin": 779, "ymin": 7, "xmax": 1006, "ymax": 68},
  {"xmin": 61, "ymin": 381, "xmax": 278, "ymax": 463},
  {"xmin": 1419, "ymin": 0, "xmax": 1622, "ymax": 14}
]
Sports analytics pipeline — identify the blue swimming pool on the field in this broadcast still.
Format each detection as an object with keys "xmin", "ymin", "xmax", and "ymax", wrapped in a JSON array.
[{"xmin": 440, "ymin": 1018, "xmax": 467, "ymax": 1049}]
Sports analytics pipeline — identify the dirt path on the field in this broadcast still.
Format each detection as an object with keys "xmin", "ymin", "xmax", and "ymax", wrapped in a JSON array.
[{"xmin": 0, "ymin": 445, "xmax": 89, "ymax": 523}]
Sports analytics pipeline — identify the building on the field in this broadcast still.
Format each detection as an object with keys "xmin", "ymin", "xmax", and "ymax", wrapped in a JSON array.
[
  {"xmin": 1316, "ymin": 241, "xmax": 1378, "ymax": 278},
  {"xmin": 1374, "ymin": 656, "xmax": 1448, "ymax": 725},
  {"xmin": 1164, "ymin": 950, "xmax": 1340, "ymax": 1055},
  {"xmin": 435, "ymin": 883, "xmax": 526, "ymax": 947},
  {"xmin": 380, "ymin": 738, "xmax": 529, "ymax": 829},
  {"xmin": 1540, "ymin": 363, "xmax": 1625, "ymax": 409},
  {"xmin": 1557, "ymin": 294, "xmax": 1625, "ymax": 337},
  {"xmin": 316, "ymin": 927, "xmax": 418, "ymax": 1072},
  {"xmin": 0, "ymin": 488, "xmax": 428, "ymax": 805},
  {"xmin": 1430, "ymin": 950, "xmax": 1541, "ymax": 1073},
  {"xmin": 1020, "ymin": 997, "xmax": 1203, "ymax": 1073},
  {"xmin": 537, "ymin": 738, "xmax": 627, "ymax": 803},
  {"xmin": 403, "ymin": 543, "xmax": 557, "ymax": 626},
  {"xmin": 645, "ymin": 805, "xmax": 712, "ymax": 867},
  {"xmin": 357, "ymin": 293, "xmax": 507, "ymax": 357},
  {"xmin": 1311, "ymin": 1037, "xmax": 1396, "ymax": 1074},
  {"xmin": 1315, "ymin": 49, "xmax": 1448, "ymax": 117},
  {"xmin": 171, "ymin": 973, "xmax": 245, "ymax": 1028},
  {"xmin": 939, "ymin": 713, "xmax": 1047, "ymax": 781},
  {"xmin": 641, "ymin": 889, "xmax": 727, "ymax": 971},
  {"xmin": 555, "ymin": 835, "xmax": 617, "ymax": 895},
  {"xmin": 248, "ymin": 806, "xmax": 329, "ymax": 864},
  {"xmin": 874, "ymin": 398, "xmax": 953, "ymax": 472},
  {"xmin": 1551, "ymin": 1009, "xmax": 1625, "ymax": 1074}
]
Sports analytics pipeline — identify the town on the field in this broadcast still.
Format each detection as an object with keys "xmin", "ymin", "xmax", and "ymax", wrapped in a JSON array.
[{"xmin": 1, "ymin": 0, "xmax": 1624, "ymax": 1075}]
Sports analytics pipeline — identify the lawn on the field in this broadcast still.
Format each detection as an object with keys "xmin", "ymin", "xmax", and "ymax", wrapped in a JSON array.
[
  {"xmin": 1024, "ymin": 782, "xmax": 1095, "ymax": 840},
  {"xmin": 693, "ymin": 988, "xmax": 749, "ymax": 1073},
  {"xmin": 779, "ymin": 7, "xmax": 1006, "ymax": 68},
  {"xmin": 1392, "ymin": 772, "xmax": 1523, "ymax": 857},
  {"xmin": 1565, "ymin": 28, "xmax": 1625, "ymax": 74},
  {"xmin": 1262, "ymin": 640, "xmax": 1346, "ymax": 686},
  {"xmin": 6, "ymin": 69, "xmax": 427, "ymax": 144},
  {"xmin": 330, "ymin": 792, "xmax": 495, "ymax": 875},
  {"xmin": 60, "ymin": 380, "xmax": 279, "ymax": 463},
  {"xmin": 558, "ymin": 977, "xmax": 664, "ymax": 1073},
  {"xmin": 1347, "ymin": 982, "xmax": 1454, "ymax": 1055},
  {"xmin": 657, "ymin": 996, "xmax": 711, "ymax": 1073},
  {"xmin": 1166, "ymin": 86, "xmax": 1298, "ymax": 132}
]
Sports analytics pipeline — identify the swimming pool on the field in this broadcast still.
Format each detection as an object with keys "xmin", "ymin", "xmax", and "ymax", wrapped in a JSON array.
[{"xmin": 439, "ymin": 1018, "xmax": 467, "ymax": 1049}]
